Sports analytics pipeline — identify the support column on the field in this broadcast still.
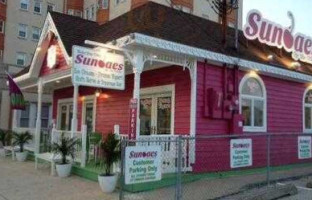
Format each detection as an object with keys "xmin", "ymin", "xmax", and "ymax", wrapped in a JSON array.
[
  {"xmin": 35, "ymin": 79, "xmax": 43, "ymax": 154},
  {"xmin": 189, "ymin": 60, "xmax": 197, "ymax": 164},
  {"xmin": 131, "ymin": 50, "xmax": 144, "ymax": 139},
  {"xmin": 12, "ymin": 110, "xmax": 17, "ymax": 130},
  {"xmin": 71, "ymin": 84, "xmax": 79, "ymax": 138}
]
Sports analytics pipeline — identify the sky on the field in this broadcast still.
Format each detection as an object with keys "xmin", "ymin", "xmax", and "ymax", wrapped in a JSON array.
[{"xmin": 243, "ymin": 0, "xmax": 312, "ymax": 36}]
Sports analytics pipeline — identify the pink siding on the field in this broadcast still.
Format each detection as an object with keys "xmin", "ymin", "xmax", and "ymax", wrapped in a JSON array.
[
  {"xmin": 53, "ymin": 66, "xmax": 191, "ymax": 135},
  {"xmin": 194, "ymin": 61, "xmax": 312, "ymax": 172}
]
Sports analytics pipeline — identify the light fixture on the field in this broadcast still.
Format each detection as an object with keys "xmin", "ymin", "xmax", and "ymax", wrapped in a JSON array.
[
  {"xmin": 95, "ymin": 89, "xmax": 101, "ymax": 97},
  {"xmin": 56, "ymin": 80, "xmax": 60, "ymax": 83},
  {"xmin": 267, "ymin": 54, "xmax": 273, "ymax": 61},
  {"xmin": 152, "ymin": 55, "xmax": 158, "ymax": 59},
  {"xmin": 291, "ymin": 61, "xmax": 301, "ymax": 68},
  {"xmin": 249, "ymin": 70, "xmax": 258, "ymax": 77},
  {"xmin": 81, "ymin": 96, "xmax": 85, "ymax": 101},
  {"xmin": 36, "ymin": 47, "xmax": 41, "ymax": 52}
]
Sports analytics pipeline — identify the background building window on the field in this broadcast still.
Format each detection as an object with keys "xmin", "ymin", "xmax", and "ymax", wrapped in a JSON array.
[
  {"xmin": 240, "ymin": 74, "xmax": 266, "ymax": 132},
  {"xmin": 34, "ymin": 2, "xmax": 41, "ymax": 14},
  {"xmin": 47, "ymin": 3, "xmax": 55, "ymax": 13},
  {"xmin": 0, "ymin": 20, "xmax": 4, "ymax": 33},
  {"xmin": 18, "ymin": 24, "xmax": 27, "ymax": 38},
  {"xmin": 304, "ymin": 89, "xmax": 312, "ymax": 132},
  {"xmin": 102, "ymin": 0, "xmax": 109, "ymax": 9},
  {"xmin": 20, "ymin": 0, "xmax": 29, "ymax": 10},
  {"xmin": 32, "ymin": 27, "xmax": 40, "ymax": 40},
  {"xmin": 16, "ymin": 52, "xmax": 26, "ymax": 66},
  {"xmin": 20, "ymin": 104, "xmax": 30, "ymax": 127}
]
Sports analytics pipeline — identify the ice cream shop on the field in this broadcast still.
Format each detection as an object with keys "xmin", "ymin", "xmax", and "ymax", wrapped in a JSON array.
[{"xmin": 12, "ymin": 2, "xmax": 312, "ymax": 174}]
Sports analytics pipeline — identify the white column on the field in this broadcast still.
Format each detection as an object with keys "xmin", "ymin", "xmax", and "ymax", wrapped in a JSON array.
[
  {"xmin": 35, "ymin": 79, "xmax": 43, "ymax": 154},
  {"xmin": 189, "ymin": 60, "xmax": 197, "ymax": 164},
  {"xmin": 132, "ymin": 50, "xmax": 144, "ymax": 138},
  {"xmin": 12, "ymin": 110, "xmax": 17, "ymax": 130},
  {"xmin": 71, "ymin": 84, "xmax": 79, "ymax": 138}
]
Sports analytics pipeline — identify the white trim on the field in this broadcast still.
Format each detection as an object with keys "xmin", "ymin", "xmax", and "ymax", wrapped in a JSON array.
[
  {"xmin": 303, "ymin": 86, "xmax": 312, "ymax": 133},
  {"xmin": 139, "ymin": 84, "xmax": 175, "ymax": 136},
  {"xmin": 239, "ymin": 73, "xmax": 267, "ymax": 132},
  {"xmin": 81, "ymin": 95, "xmax": 96, "ymax": 132}
]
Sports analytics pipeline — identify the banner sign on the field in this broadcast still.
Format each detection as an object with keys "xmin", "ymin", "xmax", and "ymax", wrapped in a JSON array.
[
  {"xmin": 6, "ymin": 72, "xmax": 26, "ymax": 110},
  {"xmin": 72, "ymin": 46, "xmax": 125, "ymax": 90},
  {"xmin": 125, "ymin": 146, "xmax": 162, "ymax": 185},
  {"xmin": 244, "ymin": 10, "xmax": 312, "ymax": 65},
  {"xmin": 230, "ymin": 139, "xmax": 252, "ymax": 168},
  {"xmin": 128, "ymin": 98, "xmax": 138, "ymax": 139},
  {"xmin": 298, "ymin": 136, "xmax": 311, "ymax": 159}
]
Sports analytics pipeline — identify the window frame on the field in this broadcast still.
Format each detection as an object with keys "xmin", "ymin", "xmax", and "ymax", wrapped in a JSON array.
[
  {"xmin": 0, "ymin": 20, "xmax": 4, "ymax": 33},
  {"xmin": 33, "ymin": 1, "xmax": 42, "ymax": 14},
  {"xmin": 303, "ymin": 87, "xmax": 312, "ymax": 133},
  {"xmin": 32, "ymin": 27, "xmax": 40, "ymax": 41},
  {"xmin": 16, "ymin": 52, "xmax": 27, "ymax": 66},
  {"xmin": 19, "ymin": 103, "xmax": 31, "ymax": 128},
  {"xmin": 20, "ymin": 0, "xmax": 29, "ymax": 10},
  {"xmin": 18, "ymin": 24, "xmax": 28, "ymax": 38},
  {"xmin": 239, "ymin": 73, "xmax": 267, "ymax": 132}
]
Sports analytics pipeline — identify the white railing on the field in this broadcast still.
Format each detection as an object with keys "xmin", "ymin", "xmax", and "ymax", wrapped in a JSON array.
[{"xmin": 51, "ymin": 125, "xmax": 87, "ymax": 167}]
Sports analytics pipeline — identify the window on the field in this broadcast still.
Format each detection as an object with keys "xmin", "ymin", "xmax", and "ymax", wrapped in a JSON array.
[
  {"xmin": 18, "ymin": 24, "xmax": 27, "ymax": 38},
  {"xmin": 35, "ymin": 104, "xmax": 50, "ymax": 128},
  {"xmin": 68, "ymin": 9, "xmax": 74, "ymax": 15},
  {"xmin": 20, "ymin": 104, "xmax": 30, "ymax": 127},
  {"xmin": 34, "ymin": 2, "xmax": 41, "ymax": 14},
  {"xmin": 0, "ymin": 20, "xmax": 4, "ymax": 33},
  {"xmin": 304, "ymin": 88, "xmax": 312, "ymax": 132},
  {"xmin": 239, "ymin": 74, "xmax": 266, "ymax": 132},
  {"xmin": 32, "ymin": 27, "xmax": 40, "ymax": 40},
  {"xmin": 20, "ymin": 0, "xmax": 29, "ymax": 10},
  {"xmin": 102, "ymin": 0, "xmax": 109, "ymax": 9},
  {"xmin": 16, "ymin": 52, "xmax": 26, "ymax": 66},
  {"xmin": 58, "ymin": 103, "xmax": 73, "ymax": 131},
  {"xmin": 115, "ymin": 0, "xmax": 125, "ymax": 5},
  {"xmin": 91, "ymin": 5, "xmax": 95, "ymax": 20},
  {"xmin": 47, "ymin": 3, "xmax": 55, "ymax": 13}
]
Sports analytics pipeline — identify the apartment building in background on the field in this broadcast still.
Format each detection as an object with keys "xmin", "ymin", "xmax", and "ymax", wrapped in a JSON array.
[{"xmin": 0, "ymin": 0, "xmax": 243, "ymax": 130}]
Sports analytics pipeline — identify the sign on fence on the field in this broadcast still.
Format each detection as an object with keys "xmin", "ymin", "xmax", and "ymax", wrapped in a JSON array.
[
  {"xmin": 128, "ymin": 98, "xmax": 138, "ymax": 139},
  {"xmin": 298, "ymin": 136, "xmax": 311, "ymax": 159},
  {"xmin": 72, "ymin": 46, "xmax": 125, "ymax": 90},
  {"xmin": 230, "ymin": 139, "xmax": 252, "ymax": 168},
  {"xmin": 125, "ymin": 146, "xmax": 162, "ymax": 185}
]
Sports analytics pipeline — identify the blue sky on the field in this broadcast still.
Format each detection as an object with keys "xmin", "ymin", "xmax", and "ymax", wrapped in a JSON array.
[{"xmin": 243, "ymin": 0, "xmax": 312, "ymax": 36}]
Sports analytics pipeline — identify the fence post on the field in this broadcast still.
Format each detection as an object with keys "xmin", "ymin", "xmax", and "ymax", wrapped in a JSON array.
[
  {"xmin": 266, "ymin": 134, "xmax": 271, "ymax": 186},
  {"xmin": 81, "ymin": 125, "xmax": 87, "ymax": 168},
  {"xmin": 175, "ymin": 136, "xmax": 183, "ymax": 200},
  {"xmin": 119, "ymin": 139, "xmax": 126, "ymax": 200}
]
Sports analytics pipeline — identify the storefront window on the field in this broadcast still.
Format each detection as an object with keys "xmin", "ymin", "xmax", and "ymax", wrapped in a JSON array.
[
  {"xmin": 304, "ymin": 89, "xmax": 312, "ymax": 132},
  {"xmin": 240, "ymin": 75, "xmax": 266, "ymax": 132}
]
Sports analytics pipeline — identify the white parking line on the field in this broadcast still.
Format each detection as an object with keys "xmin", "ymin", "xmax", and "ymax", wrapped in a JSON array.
[{"xmin": 277, "ymin": 182, "xmax": 312, "ymax": 191}]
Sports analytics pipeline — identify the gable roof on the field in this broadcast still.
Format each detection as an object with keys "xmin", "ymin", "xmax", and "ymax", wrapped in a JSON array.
[{"xmin": 17, "ymin": 2, "xmax": 312, "ymax": 78}]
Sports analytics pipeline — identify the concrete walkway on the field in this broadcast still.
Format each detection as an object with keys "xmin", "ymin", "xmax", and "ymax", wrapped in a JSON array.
[{"xmin": 0, "ymin": 157, "xmax": 118, "ymax": 200}]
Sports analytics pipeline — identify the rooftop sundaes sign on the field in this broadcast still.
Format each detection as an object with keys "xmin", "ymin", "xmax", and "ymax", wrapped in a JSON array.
[{"xmin": 243, "ymin": 10, "xmax": 312, "ymax": 65}]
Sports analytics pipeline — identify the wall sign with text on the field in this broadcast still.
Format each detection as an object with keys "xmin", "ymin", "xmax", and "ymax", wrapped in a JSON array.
[
  {"xmin": 298, "ymin": 136, "xmax": 311, "ymax": 159},
  {"xmin": 125, "ymin": 146, "xmax": 162, "ymax": 185},
  {"xmin": 72, "ymin": 46, "xmax": 125, "ymax": 90},
  {"xmin": 230, "ymin": 139, "xmax": 252, "ymax": 168}
]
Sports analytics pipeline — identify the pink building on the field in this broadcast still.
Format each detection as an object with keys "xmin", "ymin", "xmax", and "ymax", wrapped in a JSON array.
[{"xmin": 13, "ymin": 2, "xmax": 312, "ymax": 173}]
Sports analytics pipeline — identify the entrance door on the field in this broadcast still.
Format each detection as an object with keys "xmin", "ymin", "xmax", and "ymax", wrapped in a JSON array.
[
  {"xmin": 139, "ymin": 94, "xmax": 172, "ymax": 136},
  {"xmin": 84, "ymin": 102, "xmax": 94, "ymax": 134}
]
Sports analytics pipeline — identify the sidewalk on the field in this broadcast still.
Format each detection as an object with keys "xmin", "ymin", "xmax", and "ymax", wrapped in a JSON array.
[{"xmin": 0, "ymin": 157, "xmax": 118, "ymax": 200}]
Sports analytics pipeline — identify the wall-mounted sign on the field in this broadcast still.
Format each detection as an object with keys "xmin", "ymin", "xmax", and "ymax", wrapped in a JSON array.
[
  {"xmin": 244, "ymin": 10, "xmax": 312, "ymax": 65},
  {"xmin": 298, "ymin": 136, "xmax": 311, "ymax": 159},
  {"xmin": 128, "ymin": 98, "xmax": 138, "ymax": 139},
  {"xmin": 230, "ymin": 139, "xmax": 252, "ymax": 168},
  {"xmin": 72, "ymin": 46, "xmax": 125, "ymax": 90},
  {"xmin": 125, "ymin": 146, "xmax": 162, "ymax": 185},
  {"xmin": 47, "ymin": 45, "xmax": 57, "ymax": 69}
]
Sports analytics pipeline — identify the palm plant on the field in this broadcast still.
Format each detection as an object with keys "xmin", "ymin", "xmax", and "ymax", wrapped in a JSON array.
[
  {"xmin": 51, "ymin": 133, "xmax": 79, "ymax": 165},
  {"xmin": 100, "ymin": 133, "xmax": 121, "ymax": 176},
  {"xmin": 12, "ymin": 132, "xmax": 33, "ymax": 152},
  {"xmin": 0, "ymin": 129, "xmax": 7, "ymax": 147}
]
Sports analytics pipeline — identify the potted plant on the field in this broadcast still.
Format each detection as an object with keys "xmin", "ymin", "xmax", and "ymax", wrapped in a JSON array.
[
  {"xmin": 51, "ymin": 133, "xmax": 78, "ymax": 177},
  {"xmin": 12, "ymin": 131, "xmax": 33, "ymax": 162},
  {"xmin": 0, "ymin": 129, "xmax": 7, "ymax": 157},
  {"xmin": 98, "ymin": 133, "xmax": 121, "ymax": 193}
]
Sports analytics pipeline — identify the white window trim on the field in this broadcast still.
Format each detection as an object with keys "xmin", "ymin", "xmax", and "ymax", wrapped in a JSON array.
[
  {"xmin": 239, "ymin": 73, "xmax": 267, "ymax": 132},
  {"xmin": 139, "ymin": 84, "xmax": 175, "ymax": 137},
  {"xmin": 16, "ymin": 52, "xmax": 26, "ymax": 66},
  {"xmin": 18, "ymin": 24, "xmax": 28, "ymax": 39},
  {"xmin": 303, "ymin": 86, "xmax": 312, "ymax": 133},
  {"xmin": 20, "ymin": 0, "xmax": 29, "ymax": 10},
  {"xmin": 32, "ymin": 27, "xmax": 40, "ymax": 41},
  {"xmin": 33, "ymin": 1, "xmax": 42, "ymax": 14},
  {"xmin": 81, "ymin": 95, "xmax": 96, "ymax": 132}
]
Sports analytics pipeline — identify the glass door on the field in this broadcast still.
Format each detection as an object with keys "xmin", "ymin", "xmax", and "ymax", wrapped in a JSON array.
[
  {"xmin": 139, "ymin": 93, "xmax": 172, "ymax": 136},
  {"xmin": 84, "ymin": 102, "xmax": 94, "ymax": 134},
  {"xmin": 59, "ymin": 104, "xmax": 73, "ymax": 131}
]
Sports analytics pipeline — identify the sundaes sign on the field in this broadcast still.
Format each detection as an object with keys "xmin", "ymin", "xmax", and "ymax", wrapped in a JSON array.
[
  {"xmin": 244, "ymin": 10, "xmax": 312, "ymax": 65},
  {"xmin": 72, "ymin": 46, "xmax": 125, "ymax": 90}
]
